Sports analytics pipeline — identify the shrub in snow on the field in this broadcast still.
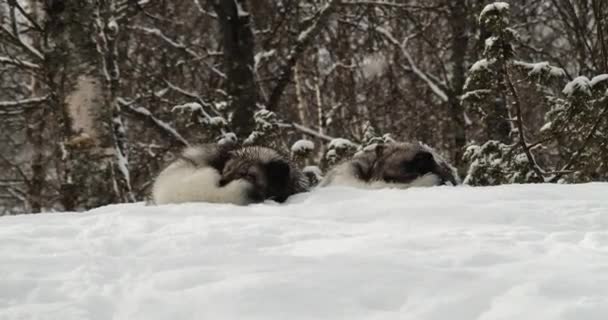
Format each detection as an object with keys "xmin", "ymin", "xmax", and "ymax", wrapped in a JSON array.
[
  {"xmin": 462, "ymin": 2, "xmax": 517, "ymax": 143},
  {"xmin": 479, "ymin": 2, "xmax": 510, "ymax": 25},
  {"xmin": 291, "ymin": 139, "xmax": 315, "ymax": 168},
  {"xmin": 462, "ymin": 2, "xmax": 581, "ymax": 185},
  {"xmin": 244, "ymin": 109, "xmax": 280, "ymax": 145},
  {"xmin": 463, "ymin": 140, "xmax": 539, "ymax": 185},
  {"xmin": 291, "ymin": 139, "xmax": 315, "ymax": 155},
  {"xmin": 539, "ymin": 73, "xmax": 608, "ymax": 182},
  {"xmin": 361, "ymin": 123, "xmax": 395, "ymax": 147},
  {"xmin": 291, "ymin": 139, "xmax": 314, "ymax": 159}
]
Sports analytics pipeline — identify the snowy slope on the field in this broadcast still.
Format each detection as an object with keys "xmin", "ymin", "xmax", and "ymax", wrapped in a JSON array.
[{"xmin": 1, "ymin": 184, "xmax": 608, "ymax": 320}]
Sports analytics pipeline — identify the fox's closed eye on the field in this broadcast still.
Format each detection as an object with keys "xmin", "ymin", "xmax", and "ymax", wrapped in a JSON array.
[{"xmin": 244, "ymin": 172, "xmax": 257, "ymax": 182}]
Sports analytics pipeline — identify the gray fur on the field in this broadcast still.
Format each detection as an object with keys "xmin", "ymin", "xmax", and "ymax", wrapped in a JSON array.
[
  {"xmin": 320, "ymin": 142, "xmax": 460, "ymax": 189},
  {"xmin": 152, "ymin": 144, "xmax": 308, "ymax": 205}
]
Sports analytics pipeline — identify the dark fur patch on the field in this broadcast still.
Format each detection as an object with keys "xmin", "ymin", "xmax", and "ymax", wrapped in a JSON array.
[
  {"xmin": 218, "ymin": 146, "xmax": 308, "ymax": 203},
  {"xmin": 264, "ymin": 160, "xmax": 292, "ymax": 202}
]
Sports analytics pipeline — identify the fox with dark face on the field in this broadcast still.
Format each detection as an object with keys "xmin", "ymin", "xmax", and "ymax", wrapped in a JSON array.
[
  {"xmin": 152, "ymin": 144, "xmax": 308, "ymax": 205},
  {"xmin": 320, "ymin": 142, "xmax": 459, "ymax": 189},
  {"xmin": 219, "ymin": 146, "xmax": 307, "ymax": 203}
]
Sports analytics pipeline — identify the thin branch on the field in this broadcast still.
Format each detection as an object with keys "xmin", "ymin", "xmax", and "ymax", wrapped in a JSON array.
[
  {"xmin": 163, "ymin": 80, "xmax": 222, "ymax": 117},
  {"xmin": 118, "ymin": 98, "xmax": 189, "ymax": 147},
  {"xmin": 278, "ymin": 122, "xmax": 335, "ymax": 142},
  {"xmin": 266, "ymin": 0, "xmax": 340, "ymax": 111},
  {"xmin": 128, "ymin": 25, "xmax": 226, "ymax": 78},
  {"xmin": 0, "ymin": 95, "xmax": 48, "ymax": 108},
  {"xmin": 0, "ymin": 56, "xmax": 41, "ymax": 70},
  {"xmin": 505, "ymin": 68, "xmax": 545, "ymax": 181},
  {"xmin": 9, "ymin": 0, "xmax": 44, "ymax": 31},
  {"xmin": 343, "ymin": 19, "xmax": 450, "ymax": 102},
  {"xmin": 340, "ymin": 1, "xmax": 445, "ymax": 10},
  {"xmin": 0, "ymin": 25, "xmax": 44, "ymax": 60}
]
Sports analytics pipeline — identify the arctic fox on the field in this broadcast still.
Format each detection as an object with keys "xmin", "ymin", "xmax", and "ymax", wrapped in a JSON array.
[
  {"xmin": 320, "ymin": 142, "xmax": 460, "ymax": 189},
  {"xmin": 152, "ymin": 145, "xmax": 308, "ymax": 205}
]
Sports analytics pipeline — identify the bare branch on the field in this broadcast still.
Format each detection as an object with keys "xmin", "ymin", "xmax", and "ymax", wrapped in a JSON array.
[
  {"xmin": 505, "ymin": 69, "xmax": 545, "ymax": 181},
  {"xmin": 0, "ymin": 95, "xmax": 48, "ymax": 108},
  {"xmin": 0, "ymin": 25, "xmax": 44, "ymax": 60},
  {"xmin": 0, "ymin": 56, "xmax": 41, "ymax": 70},
  {"xmin": 343, "ymin": 19, "xmax": 450, "ymax": 102},
  {"xmin": 278, "ymin": 122, "xmax": 335, "ymax": 142},
  {"xmin": 266, "ymin": 0, "xmax": 340, "ymax": 111}
]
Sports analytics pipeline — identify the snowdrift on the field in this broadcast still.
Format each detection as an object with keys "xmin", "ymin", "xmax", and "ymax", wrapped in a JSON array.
[{"xmin": 2, "ymin": 184, "xmax": 608, "ymax": 320}]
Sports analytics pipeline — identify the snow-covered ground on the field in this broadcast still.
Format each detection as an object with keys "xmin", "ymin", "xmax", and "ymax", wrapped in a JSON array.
[{"xmin": 2, "ymin": 184, "xmax": 608, "ymax": 320}]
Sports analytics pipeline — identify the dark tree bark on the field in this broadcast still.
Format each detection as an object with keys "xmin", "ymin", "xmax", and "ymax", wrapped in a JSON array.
[
  {"xmin": 44, "ymin": 0, "xmax": 95, "ymax": 211},
  {"xmin": 45, "ymin": 0, "xmax": 131, "ymax": 210},
  {"xmin": 446, "ymin": 0, "xmax": 469, "ymax": 167},
  {"xmin": 212, "ymin": 0, "xmax": 257, "ymax": 139}
]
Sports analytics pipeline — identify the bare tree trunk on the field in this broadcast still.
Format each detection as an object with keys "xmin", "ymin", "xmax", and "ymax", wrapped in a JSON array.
[
  {"xmin": 24, "ymin": 1, "xmax": 47, "ymax": 213},
  {"xmin": 212, "ymin": 0, "xmax": 257, "ymax": 139},
  {"xmin": 446, "ymin": 0, "xmax": 469, "ymax": 166},
  {"xmin": 93, "ymin": 0, "xmax": 135, "ymax": 203},
  {"xmin": 45, "ymin": 0, "xmax": 129, "ymax": 210},
  {"xmin": 593, "ymin": 0, "xmax": 608, "ymax": 72}
]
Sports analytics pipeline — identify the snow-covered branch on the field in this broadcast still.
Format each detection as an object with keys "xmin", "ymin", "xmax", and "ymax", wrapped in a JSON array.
[
  {"xmin": 0, "ymin": 95, "xmax": 48, "ymax": 108},
  {"xmin": 129, "ymin": 25, "xmax": 200, "ymax": 57},
  {"xmin": 9, "ymin": 0, "xmax": 43, "ymax": 31},
  {"xmin": 505, "ymin": 69, "xmax": 545, "ymax": 181},
  {"xmin": 340, "ymin": 1, "xmax": 444, "ymax": 10},
  {"xmin": 0, "ymin": 56, "xmax": 40, "ymax": 70},
  {"xmin": 192, "ymin": 0, "xmax": 218, "ymax": 18},
  {"xmin": 278, "ymin": 122, "xmax": 335, "ymax": 142},
  {"xmin": 164, "ymin": 80, "xmax": 222, "ymax": 118},
  {"xmin": 118, "ymin": 98, "xmax": 189, "ymax": 147},
  {"xmin": 128, "ymin": 25, "xmax": 225, "ymax": 78},
  {"xmin": 0, "ymin": 25, "xmax": 44, "ymax": 60}
]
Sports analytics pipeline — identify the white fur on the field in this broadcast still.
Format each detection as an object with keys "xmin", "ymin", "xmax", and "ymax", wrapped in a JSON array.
[
  {"xmin": 321, "ymin": 163, "xmax": 442, "ymax": 190},
  {"xmin": 319, "ymin": 163, "xmax": 368, "ymax": 188},
  {"xmin": 152, "ymin": 160, "xmax": 253, "ymax": 205}
]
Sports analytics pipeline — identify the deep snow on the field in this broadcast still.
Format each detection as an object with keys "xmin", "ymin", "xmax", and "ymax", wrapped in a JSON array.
[{"xmin": 1, "ymin": 184, "xmax": 608, "ymax": 320}]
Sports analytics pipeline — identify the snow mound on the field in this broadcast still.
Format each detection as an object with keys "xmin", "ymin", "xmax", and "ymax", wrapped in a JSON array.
[
  {"xmin": 291, "ymin": 139, "xmax": 315, "ymax": 154},
  {"xmin": 469, "ymin": 58, "xmax": 494, "ymax": 72},
  {"xmin": 479, "ymin": 2, "xmax": 510, "ymax": 22},
  {"xmin": 328, "ymin": 138, "xmax": 357, "ymax": 150},
  {"xmin": 513, "ymin": 60, "xmax": 566, "ymax": 78},
  {"xmin": 171, "ymin": 102, "xmax": 203, "ymax": 113},
  {"xmin": 563, "ymin": 76, "xmax": 592, "ymax": 97},
  {"xmin": 2, "ymin": 184, "xmax": 608, "ymax": 319}
]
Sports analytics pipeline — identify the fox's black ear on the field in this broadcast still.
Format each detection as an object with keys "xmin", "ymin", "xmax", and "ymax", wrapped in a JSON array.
[{"xmin": 265, "ymin": 160, "xmax": 291, "ymax": 185}]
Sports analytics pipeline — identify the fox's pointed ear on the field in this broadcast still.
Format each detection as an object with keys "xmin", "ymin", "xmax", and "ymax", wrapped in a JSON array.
[{"xmin": 265, "ymin": 160, "xmax": 291, "ymax": 184}]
